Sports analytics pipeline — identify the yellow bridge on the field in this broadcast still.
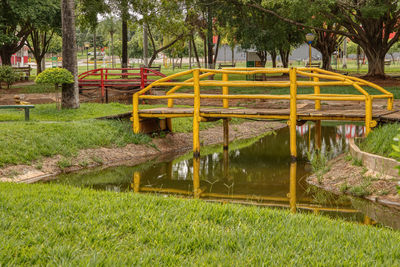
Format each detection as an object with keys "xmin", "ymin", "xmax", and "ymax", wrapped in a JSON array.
[{"xmin": 132, "ymin": 67, "xmax": 394, "ymax": 161}]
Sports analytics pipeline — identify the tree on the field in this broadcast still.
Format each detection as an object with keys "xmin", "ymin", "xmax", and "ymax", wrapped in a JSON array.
[
  {"xmin": 132, "ymin": 0, "xmax": 189, "ymax": 67},
  {"xmin": 247, "ymin": 0, "xmax": 400, "ymax": 78},
  {"xmin": 25, "ymin": 0, "xmax": 61, "ymax": 74},
  {"xmin": 78, "ymin": 0, "xmax": 109, "ymax": 70},
  {"xmin": 99, "ymin": 16, "xmax": 119, "ymax": 67},
  {"xmin": 0, "ymin": 0, "xmax": 58, "ymax": 65},
  {"xmin": 312, "ymin": 25, "xmax": 344, "ymax": 70},
  {"xmin": 218, "ymin": 0, "xmax": 304, "ymax": 67},
  {"xmin": 61, "ymin": 0, "xmax": 79, "ymax": 108}
]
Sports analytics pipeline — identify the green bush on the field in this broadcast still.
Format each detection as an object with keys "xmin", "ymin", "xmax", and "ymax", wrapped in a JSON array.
[
  {"xmin": 35, "ymin": 68, "xmax": 74, "ymax": 86},
  {"xmin": 0, "ymin": 65, "xmax": 20, "ymax": 89}
]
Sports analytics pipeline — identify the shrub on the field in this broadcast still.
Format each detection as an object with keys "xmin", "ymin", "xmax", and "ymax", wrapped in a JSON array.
[
  {"xmin": 35, "ymin": 68, "xmax": 74, "ymax": 88},
  {"xmin": 0, "ymin": 65, "xmax": 20, "ymax": 89}
]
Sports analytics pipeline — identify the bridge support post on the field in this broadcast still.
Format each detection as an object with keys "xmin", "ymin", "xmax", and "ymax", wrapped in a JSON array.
[
  {"xmin": 315, "ymin": 120, "xmax": 322, "ymax": 150},
  {"xmin": 289, "ymin": 162, "xmax": 297, "ymax": 213},
  {"xmin": 313, "ymin": 72, "xmax": 321, "ymax": 110},
  {"xmin": 192, "ymin": 69, "xmax": 201, "ymax": 199},
  {"xmin": 365, "ymin": 95, "xmax": 372, "ymax": 136},
  {"xmin": 289, "ymin": 68, "xmax": 298, "ymax": 161},
  {"xmin": 193, "ymin": 157, "xmax": 201, "ymax": 199},
  {"xmin": 133, "ymin": 93, "xmax": 140, "ymax": 133},
  {"xmin": 193, "ymin": 69, "xmax": 201, "ymax": 158},
  {"xmin": 132, "ymin": 172, "xmax": 141, "ymax": 193}
]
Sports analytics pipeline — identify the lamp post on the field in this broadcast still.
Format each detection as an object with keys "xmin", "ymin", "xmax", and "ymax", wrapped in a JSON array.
[
  {"xmin": 305, "ymin": 33, "xmax": 315, "ymax": 68},
  {"xmin": 84, "ymin": 42, "xmax": 90, "ymax": 71}
]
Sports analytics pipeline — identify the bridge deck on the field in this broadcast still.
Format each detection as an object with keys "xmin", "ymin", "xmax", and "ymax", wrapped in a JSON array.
[{"xmin": 138, "ymin": 107, "xmax": 400, "ymax": 122}]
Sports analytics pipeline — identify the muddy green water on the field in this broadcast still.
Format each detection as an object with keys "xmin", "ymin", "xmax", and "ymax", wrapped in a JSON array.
[{"xmin": 45, "ymin": 123, "xmax": 400, "ymax": 229}]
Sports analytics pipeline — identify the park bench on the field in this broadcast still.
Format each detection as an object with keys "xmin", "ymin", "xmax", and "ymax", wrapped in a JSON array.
[
  {"xmin": 12, "ymin": 66, "xmax": 31, "ymax": 81},
  {"xmin": 0, "ymin": 105, "xmax": 35, "ymax": 121},
  {"xmin": 218, "ymin": 63, "xmax": 236, "ymax": 69},
  {"xmin": 305, "ymin": 62, "xmax": 321, "ymax": 68},
  {"xmin": 384, "ymin": 60, "xmax": 392, "ymax": 66}
]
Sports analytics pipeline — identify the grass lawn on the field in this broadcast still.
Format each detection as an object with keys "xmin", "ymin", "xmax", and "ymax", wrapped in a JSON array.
[
  {"xmin": 1, "ymin": 182, "xmax": 400, "ymax": 265},
  {"xmin": 0, "ymin": 103, "xmax": 243, "ymax": 166},
  {"xmin": 359, "ymin": 123, "xmax": 400, "ymax": 158},
  {"xmin": 0, "ymin": 103, "xmax": 132, "ymax": 122}
]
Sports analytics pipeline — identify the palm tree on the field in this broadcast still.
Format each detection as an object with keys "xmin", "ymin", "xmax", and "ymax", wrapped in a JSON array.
[{"xmin": 100, "ymin": 16, "xmax": 118, "ymax": 68}]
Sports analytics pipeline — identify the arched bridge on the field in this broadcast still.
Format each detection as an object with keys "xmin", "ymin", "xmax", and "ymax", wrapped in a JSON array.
[{"xmin": 131, "ymin": 67, "xmax": 397, "ymax": 160}]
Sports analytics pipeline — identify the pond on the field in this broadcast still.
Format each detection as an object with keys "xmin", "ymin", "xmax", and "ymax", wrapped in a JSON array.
[{"xmin": 44, "ymin": 122, "xmax": 400, "ymax": 229}]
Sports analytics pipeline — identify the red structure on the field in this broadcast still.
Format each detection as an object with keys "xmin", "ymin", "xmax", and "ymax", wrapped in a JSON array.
[{"xmin": 78, "ymin": 68, "xmax": 166, "ymax": 102}]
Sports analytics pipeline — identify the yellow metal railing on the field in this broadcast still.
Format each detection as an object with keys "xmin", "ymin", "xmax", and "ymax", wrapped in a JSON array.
[{"xmin": 132, "ymin": 67, "xmax": 393, "ymax": 158}]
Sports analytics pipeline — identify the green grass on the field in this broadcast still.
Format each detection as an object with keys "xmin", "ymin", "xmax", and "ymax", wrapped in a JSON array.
[
  {"xmin": 0, "ymin": 103, "xmax": 248, "ymax": 166},
  {"xmin": 1, "ymin": 182, "xmax": 400, "ymax": 265},
  {"xmin": 10, "ymin": 83, "xmax": 58, "ymax": 94},
  {"xmin": 359, "ymin": 123, "xmax": 399, "ymax": 158},
  {"xmin": 0, "ymin": 120, "xmax": 151, "ymax": 166},
  {"xmin": 0, "ymin": 103, "xmax": 132, "ymax": 122}
]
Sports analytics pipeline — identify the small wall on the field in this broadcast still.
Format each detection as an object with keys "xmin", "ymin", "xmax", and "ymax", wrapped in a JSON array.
[{"xmin": 349, "ymin": 138, "xmax": 400, "ymax": 177}]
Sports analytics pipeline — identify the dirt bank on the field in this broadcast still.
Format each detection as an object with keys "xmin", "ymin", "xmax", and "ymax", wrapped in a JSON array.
[
  {"xmin": 0, "ymin": 121, "xmax": 285, "ymax": 183},
  {"xmin": 307, "ymin": 154, "xmax": 400, "ymax": 207}
]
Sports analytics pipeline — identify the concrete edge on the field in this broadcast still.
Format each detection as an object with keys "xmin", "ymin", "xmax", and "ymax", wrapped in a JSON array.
[{"xmin": 349, "ymin": 138, "xmax": 400, "ymax": 177}]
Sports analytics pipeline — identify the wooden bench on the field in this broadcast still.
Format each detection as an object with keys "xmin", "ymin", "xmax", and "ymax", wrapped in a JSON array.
[
  {"xmin": 218, "ymin": 63, "xmax": 236, "ymax": 69},
  {"xmin": 0, "ymin": 105, "xmax": 35, "ymax": 121},
  {"xmin": 305, "ymin": 62, "xmax": 321, "ymax": 68},
  {"xmin": 384, "ymin": 60, "xmax": 392, "ymax": 66},
  {"xmin": 12, "ymin": 66, "xmax": 31, "ymax": 81}
]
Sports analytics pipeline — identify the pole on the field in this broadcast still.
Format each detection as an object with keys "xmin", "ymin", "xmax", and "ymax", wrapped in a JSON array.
[
  {"xmin": 86, "ymin": 48, "xmax": 88, "ymax": 71},
  {"xmin": 342, "ymin": 38, "xmax": 347, "ymax": 69},
  {"xmin": 189, "ymin": 38, "xmax": 192, "ymax": 69}
]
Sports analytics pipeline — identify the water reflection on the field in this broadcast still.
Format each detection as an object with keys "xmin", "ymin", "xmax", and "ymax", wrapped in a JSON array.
[{"xmin": 47, "ymin": 122, "xmax": 400, "ymax": 228}]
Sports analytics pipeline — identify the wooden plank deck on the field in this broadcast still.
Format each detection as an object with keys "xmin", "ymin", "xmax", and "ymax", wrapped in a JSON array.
[{"xmin": 138, "ymin": 107, "xmax": 400, "ymax": 122}]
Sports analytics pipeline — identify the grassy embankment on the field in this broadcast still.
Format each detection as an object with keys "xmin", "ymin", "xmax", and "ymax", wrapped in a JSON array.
[
  {"xmin": 358, "ymin": 123, "xmax": 399, "ymax": 158},
  {"xmin": 1, "ymin": 182, "xmax": 400, "ymax": 265},
  {"xmin": 0, "ymin": 103, "xmax": 239, "ymax": 167}
]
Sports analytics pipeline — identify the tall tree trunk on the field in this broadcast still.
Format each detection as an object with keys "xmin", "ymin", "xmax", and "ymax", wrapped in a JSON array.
[
  {"xmin": 321, "ymin": 50, "xmax": 332, "ymax": 70},
  {"xmin": 0, "ymin": 49, "xmax": 13, "ymax": 65},
  {"xmin": 122, "ymin": 19, "xmax": 128, "ymax": 69},
  {"xmin": 279, "ymin": 49, "xmax": 290, "ymax": 68},
  {"xmin": 110, "ymin": 32, "xmax": 115, "ymax": 68},
  {"xmin": 364, "ymin": 48, "xmax": 386, "ymax": 78},
  {"xmin": 203, "ymin": 38, "xmax": 207, "ymax": 68},
  {"xmin": 256, "ymin": 51, "xmax": 267, "ymax": 67},
  {"xmin": 270, "ymin": 50, "xmax": 277, "ymax": 67},
  {"xmin": 213, "ymin": 35, "xmax": 220, "ymax": 66},
  {"xmin": 192, "ymin": 36, "xmax": 201, "ymax": 68},
  {"xmin": 143, "ymin": 23, "xmax": 148, "ymax": 66},
  {"xmin": 189, "ymin": 38, "xmax": 192, "ymax": 69},
  {"xmin": 93, "ymin": 30, "xmax": 97, "ymax": 69},
  {"xmin": 231, "ymin": 45, "xmax": 235, "ymax": 65},
  {"xmin": 61, "ymin": 0, "xmax": 79, "ymax": 109},
  {"xmin": 207, "ymin": 5, "xmax": 214, "ymax": 69}
]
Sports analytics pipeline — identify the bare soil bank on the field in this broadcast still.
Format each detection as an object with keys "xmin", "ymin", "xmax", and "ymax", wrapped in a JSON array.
[
  {"xmin": 0, "ymin": 121, "xmax": 285, "ymax": 183},
  {"xmin": 307, "ymin": 154, "xmax": 400, "ymax": 207}
]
